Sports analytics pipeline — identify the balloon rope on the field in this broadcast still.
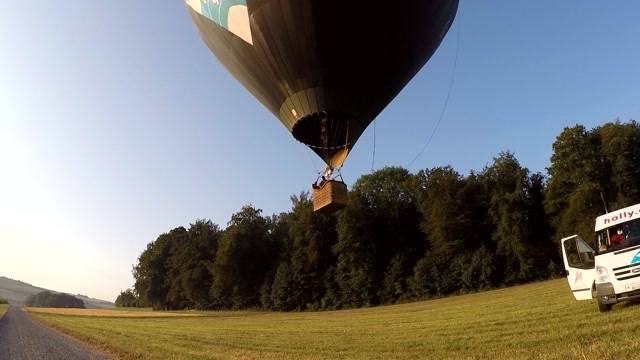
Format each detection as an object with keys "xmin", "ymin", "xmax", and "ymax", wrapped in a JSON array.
[
  {"xmin": 407, "ymin": 17, "xmax": 461, "ymax": 169},
  {"xmin": 305, "ymin": 149, "xmax": 322, "ymax": 175},
  {"xmin": 371, "ymin": 118, "xmax": 376, "ymax": 172}
]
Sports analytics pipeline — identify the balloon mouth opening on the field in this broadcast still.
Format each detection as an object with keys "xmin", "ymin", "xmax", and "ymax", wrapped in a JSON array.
[
  {"xmin": 291, "ymin": 112, "xmax": 357, "ymax": 151},
  {"xmin": 292, "ymin": 112, "xmax": 364, "ymax": 169}
]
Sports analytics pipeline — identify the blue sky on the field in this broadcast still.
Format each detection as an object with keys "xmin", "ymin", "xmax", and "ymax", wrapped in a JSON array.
[{"xmin": 1, "ymin": 1, "xmax": 639, "ymax": 301}]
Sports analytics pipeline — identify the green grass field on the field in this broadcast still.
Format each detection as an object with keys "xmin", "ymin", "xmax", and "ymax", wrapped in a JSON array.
[
  {"xmin": 28, "ymin": 279, "xmax": 640, "ymax": 360},
  {"xmin": 0, "ymin": 304, "xmax": 8, "ymax": 319}
]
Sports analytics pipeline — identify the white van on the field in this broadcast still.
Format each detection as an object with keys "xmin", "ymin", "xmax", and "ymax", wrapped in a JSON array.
[{"xmin": 562, "ymin": 203, "xmax": 640, "ymax": 312}]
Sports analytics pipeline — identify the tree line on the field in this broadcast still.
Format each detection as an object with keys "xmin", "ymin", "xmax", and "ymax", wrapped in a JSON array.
[
  {"xmin": 117, "ymin": 121, "xmax": 640, "ymax": 311},
  {"xmin": 25, "ymin": 292, "xmax": 85, "ymax": 309}
]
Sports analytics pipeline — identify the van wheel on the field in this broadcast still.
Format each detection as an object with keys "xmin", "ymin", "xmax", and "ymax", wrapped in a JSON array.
[{"xmin": 598, "ymin": 298, "xmax": 612, "ymax": 312}]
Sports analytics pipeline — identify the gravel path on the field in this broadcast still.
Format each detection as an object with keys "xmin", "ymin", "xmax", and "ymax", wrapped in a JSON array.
[{"xmin": 0, "ymin": 306, "xmax": 111, "ymax": 360}]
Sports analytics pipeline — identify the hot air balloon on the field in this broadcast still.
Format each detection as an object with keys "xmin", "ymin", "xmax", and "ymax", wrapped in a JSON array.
[{"xmin": 186, "ymin": 0, "xmax": 459, "ymax": 211}]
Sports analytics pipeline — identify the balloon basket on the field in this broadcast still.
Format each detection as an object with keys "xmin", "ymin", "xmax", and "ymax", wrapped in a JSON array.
[{"xmin": 313, "ymin": 180, "xmax": 348, "ymax": 213}]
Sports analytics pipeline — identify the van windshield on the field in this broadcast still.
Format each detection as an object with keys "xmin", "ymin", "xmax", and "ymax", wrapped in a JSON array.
[{"xmin": 596, "ymin": 218, "xmax": 640, "ymax": 253}]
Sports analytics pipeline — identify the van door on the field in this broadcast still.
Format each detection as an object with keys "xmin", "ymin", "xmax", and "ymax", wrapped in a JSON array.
[{"xmin": 561, "ymin": 235, "xmax": 596, "ymax": 300}]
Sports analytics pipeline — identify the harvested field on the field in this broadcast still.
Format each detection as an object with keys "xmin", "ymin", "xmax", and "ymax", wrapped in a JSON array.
[{"xmin": 26, "ymin": 307, "xmax": 202, "ymax": 318}]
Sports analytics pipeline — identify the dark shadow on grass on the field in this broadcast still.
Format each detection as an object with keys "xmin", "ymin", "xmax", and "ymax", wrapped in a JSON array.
[{"xmin": 613, "ymin": 298, "xmax": 640, "ymax": 310}]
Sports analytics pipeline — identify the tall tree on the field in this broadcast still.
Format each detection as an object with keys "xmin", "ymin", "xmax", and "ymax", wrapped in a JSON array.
[
  {"xmin": 210, "ymin": 205, "xmax": 272, "ymax": 309},
  {"xmin": 597, "ymin": 121, "xmax": 640, "ymax": 210},
  {"xmin": 545, "ymin": 125, "xmax": 604, "ymax": 241},
  {"xmin": 482, "ymin": 152, "xmax": 535, "ymax": 284},
  {"xmin": 412, "ymin": 167, "xmax": 494, "ymax": 294},
  {"xmin": 334, "ymin": 167, "xmax": 423, "ymax": 307},
  {"xmin": 526, "ymin": 173, "xmax": 559, "ymax": 274},
  {"xmin": 115, "ymin": 289, "xmax": 140, "ymax": 308},
  {"xmin": 133, "ymin": 233, "xmax": 173, "ymax": 310},
  {"xmin": 415, "ymin": 167, "xmax": 466, "ymax": 259},
  {"xmin": 169, "ymin": 220, "xmax": 222, "ymax": 310},
  {"xmin": 260, "ymin": 212, "xmax": 291, "ymax": 310},
  {"xmin": 413, "ymin": 166, "xmax": 464, "ymax": 295},
  {"xmin": 271, "ymin": 193, "xmax": 337, "ymax": 310},
  {"xmin": 165, "ymin": 227, "xmax": 191, "ymax": 310}
]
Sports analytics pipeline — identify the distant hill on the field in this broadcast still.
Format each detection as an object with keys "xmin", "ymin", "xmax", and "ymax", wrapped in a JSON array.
[
  {"xmin": 0, "ymin": 276, "xmax": 114, "ymax": 308},
  {"xmin": 25, "ymin": 291, "xmax": 85, "ymax": 308},
  {"xmin": 75, "ymin": 294, "xmax": 116, "ymax": 309}
]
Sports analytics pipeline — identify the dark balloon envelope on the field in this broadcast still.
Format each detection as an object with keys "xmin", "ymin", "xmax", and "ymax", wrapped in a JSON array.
[{"xmin": 187, "ymin": 0, "xmax": 459, "ymax": 169}]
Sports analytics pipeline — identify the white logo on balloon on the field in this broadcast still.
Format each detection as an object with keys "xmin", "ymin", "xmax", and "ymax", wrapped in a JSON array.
[{"xmin": 186, "ymin": 0, "xmax": 253, "ymax": 45}]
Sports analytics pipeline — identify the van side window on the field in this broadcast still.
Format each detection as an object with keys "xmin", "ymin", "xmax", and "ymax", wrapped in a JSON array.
[
  {"xmin": 596, "ymin": 232, "xmax": 607, "ymax": 253},
  {"xmin": 564, "ymin": 237, "xmax": 595, "ymax": 269}
]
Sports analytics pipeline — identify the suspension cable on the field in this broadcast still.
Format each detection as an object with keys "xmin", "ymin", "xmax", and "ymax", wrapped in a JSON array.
[{"xmin": 407, "ymin": 17, "xmax": 461, "ymax": 169}]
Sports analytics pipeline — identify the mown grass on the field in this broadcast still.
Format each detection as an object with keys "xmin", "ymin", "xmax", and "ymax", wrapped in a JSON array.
[
  {"xmin": 27, "ymin": 307, "xmax": 202, "ymax": 318},
  {"xmin": 28, "ymin": 279, "xmax": 640, "ymax": 360},
  {"xmin": 0, "ymin": 304, "xmax": 8, "ymax": 319}
]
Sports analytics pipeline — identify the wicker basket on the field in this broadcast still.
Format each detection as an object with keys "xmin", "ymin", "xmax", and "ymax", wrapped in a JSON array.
[{"xmin": 313, "ymin": 180, "xmax": 348, "ymax": 212}]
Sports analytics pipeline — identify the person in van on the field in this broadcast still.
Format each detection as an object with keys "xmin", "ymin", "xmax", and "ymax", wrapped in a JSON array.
[{"xmin": 611, "ymin": 227, "xmax": 625, "ymax": 245}]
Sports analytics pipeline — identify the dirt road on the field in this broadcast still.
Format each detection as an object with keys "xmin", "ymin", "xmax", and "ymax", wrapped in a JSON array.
[{"xmin": 0, "ymin": 306, "xmax": 110, "ymax": 360}]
